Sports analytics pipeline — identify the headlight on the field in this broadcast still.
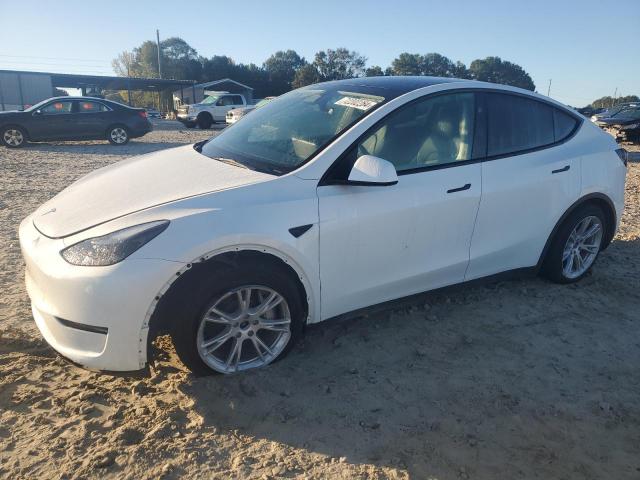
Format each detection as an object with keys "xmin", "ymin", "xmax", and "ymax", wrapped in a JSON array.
[{"xmin": 61, "ymin": 220, "xmax": 169, "ymax": 266}]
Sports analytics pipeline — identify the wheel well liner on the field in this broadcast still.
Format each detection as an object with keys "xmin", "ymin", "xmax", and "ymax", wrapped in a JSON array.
[
  {"xmin": 536, "ymin": 193, "xmax": 617, "ymax": 270},
  {"xmin": 147, "ymin": 250, "xmax": 309, "ymax": 345}
]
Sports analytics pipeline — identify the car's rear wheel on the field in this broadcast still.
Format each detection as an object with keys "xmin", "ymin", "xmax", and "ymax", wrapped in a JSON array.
[
  {"xmin": 1, "ymin": 126, "xmax": 27, "ymax": 148},
  {"xmin": 170, "ymin": 264, "xmax": 304, "ymax": 375},
  {"xmin": 197, "ymin": 113, "xmax": 213, "ymax": 129},
  {"xmin": 542, "ymin": 204, "xmax": 606, "ymax": 283},
  {"xmin": 107, "ymin": 126, "xmax": 129, "ymax": 145}
]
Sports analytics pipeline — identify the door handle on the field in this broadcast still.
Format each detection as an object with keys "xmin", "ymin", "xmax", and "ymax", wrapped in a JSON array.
[
  {"xmin": 447, "ymin": 183, "xmax": 471, "ymax": 194},
  {"xmin": 552, "ymin": 165, "xmax": 570, "ymax": 174}
]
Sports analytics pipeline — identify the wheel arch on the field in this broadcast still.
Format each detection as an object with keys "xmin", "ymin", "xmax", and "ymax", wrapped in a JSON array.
[
  {"xmin": 536, "ymin": 192, "xmax": 617, "ymax": 271},
  {"xmin": 142, "ymin": 246, "xmax": 313, "ymax": 365},
  {"xmin": 1, "ymin": 123, "xmax": 31, "ymax": 141}
]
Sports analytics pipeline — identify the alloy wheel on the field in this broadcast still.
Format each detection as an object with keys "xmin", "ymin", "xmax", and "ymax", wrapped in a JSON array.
[
  {"xmin": 110, "ymin": 127, "xmax": 128, "ymax": 144},
  {"xmin": 196, "ymin": 285, "xmax": 292, "ymax": 374},
  {"xmin": 3, "ymin": 129, "xmax": 24, "ymax": 146},
  {"xmin": 562, "ymin": 215, "xmax": 603, "ymax": 279}
]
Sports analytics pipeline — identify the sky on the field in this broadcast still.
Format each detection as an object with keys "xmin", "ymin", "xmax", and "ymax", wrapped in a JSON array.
[{"xmin": 0, "ymin": 0, "xmax": 638, "ymax": 106}]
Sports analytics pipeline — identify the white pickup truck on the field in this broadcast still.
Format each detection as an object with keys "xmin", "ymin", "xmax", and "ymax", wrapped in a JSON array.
[{"xmin": 177, "ymin": 92, "xmax": 247, "ymax": 129}]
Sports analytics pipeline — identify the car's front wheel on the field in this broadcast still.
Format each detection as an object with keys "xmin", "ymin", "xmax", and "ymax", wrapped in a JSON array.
[
  {"xmin": 171, "ymin": 264, "xmax": 304, "ymax": 375},
  {"xmin": 107, "ymin": 126, "xmax": 129, "ymax": 145},
  {"xmin": 1, "ymin": 126, "xmax": 27, "ymax": 148},
  {"xmin": 542, "ymin": 204, "xmax": 606, "ymax": 283}
]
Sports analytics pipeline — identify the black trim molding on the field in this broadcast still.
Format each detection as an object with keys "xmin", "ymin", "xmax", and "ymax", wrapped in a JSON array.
[{"xmin": 56, "ymin": 317, "xmax": 108, "ymax": 335}]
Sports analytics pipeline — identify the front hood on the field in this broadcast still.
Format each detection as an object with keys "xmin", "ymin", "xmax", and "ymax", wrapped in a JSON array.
[{"xmin": 33, "ymin": 145, "xmax": 274, "ymax": 238}]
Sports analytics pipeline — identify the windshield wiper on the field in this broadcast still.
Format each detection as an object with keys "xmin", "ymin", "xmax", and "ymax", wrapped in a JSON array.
[{"xmin": 212, "ymin": 157, "xmax": 250, "ymax": 170}]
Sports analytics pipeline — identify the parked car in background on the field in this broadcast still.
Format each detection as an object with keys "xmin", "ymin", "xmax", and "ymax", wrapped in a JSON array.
[
  {"xmin": 177, "ymin": 92, "xmax": 246, "ymax": 129},
  {"xmin": 226, "ymin": 96, "xmax": 276, "ymax": 124},
  {"xmin": 595, "ymin": 107, "xmax": 640, "ymax": 143},
  {"xmin": 0, "ymin": 97, "xmax": 152, "ymax": 148},
  {"xmin": 591, "ymin": 102, "xmax": 639, "ymax": 122},
  {"xmin": 576, "ymin": 106, "xmax": 605, "ymax": 117},
  {"xmin": 146, "ymin": 108, "xmax": 162, "ymax": 119},
  {"xmin": 20, "ymin": 77, "xmax": 627, "ymax": 375}
]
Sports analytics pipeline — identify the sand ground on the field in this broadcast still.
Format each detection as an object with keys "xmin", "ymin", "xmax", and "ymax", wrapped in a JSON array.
[{"xmin": 1, "ymin": 122, "xmax": 639, "ymax": 479}]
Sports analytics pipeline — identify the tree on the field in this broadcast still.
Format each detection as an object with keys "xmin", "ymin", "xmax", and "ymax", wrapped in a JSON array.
[
  {"xmin": 365, "ymin": 65, "xmax": 384, "ymax": 77},
  {"xmin": 391, "ymin": 53, "xmax": 423, "ymax": 75},
  {"xmin": 313, "ymin": 48, "xmax": 367, "ymax": 81},
  {"xmin": 390, "ymin": 52, "xmax": 469, "ymax": 78},
  {"xmin": 263, "ymin": 50, "xmax": 306, "ymax": 94},
  {"xmin": 468, "ymin": 56, "xmax": 535, "ymax": 91},
  {"xmin": 292, "ymin": 64, "xmax": 321, "ymax": 88},
  {"xmin": 591, "ymin": 95, "xmax": 640, "ymax": 109}
]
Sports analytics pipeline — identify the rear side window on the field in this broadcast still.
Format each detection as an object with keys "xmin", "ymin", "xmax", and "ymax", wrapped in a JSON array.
[
  {"xmin": 78, "ymin": 101, "xmax": 110, "ymax": 113},
  {"xmin": 487, "ymin": 93, "xmax": 554, "ymax": 157},
  {"xmin": 232, "ymin": 95, "xmax": 243, "ymax": 105},
  {"xmin": 553, "ymin": 109, "xmax": 578, "ymax": 141}
]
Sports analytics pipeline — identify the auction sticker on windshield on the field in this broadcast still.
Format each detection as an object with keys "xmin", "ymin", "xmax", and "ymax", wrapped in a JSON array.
[{"xmin": 335, "ymin": 96, "xmax": 381, "ymax": 111}]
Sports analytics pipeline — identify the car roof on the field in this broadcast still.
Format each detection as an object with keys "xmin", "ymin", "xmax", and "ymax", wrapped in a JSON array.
[{"xmin": 316, "ymin": 76, "xmax": 463, "ymax": 98}]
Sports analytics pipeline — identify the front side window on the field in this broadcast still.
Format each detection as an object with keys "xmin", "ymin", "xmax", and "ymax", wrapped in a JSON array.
[
  {"xmin": 350, "ymin": 92, "xmax": 476, "ymax": 173},
  {"xmin": 487, "ymin": 93, "xmax": 554, "ymax": 157},
  {"xmin": 200, "ymin": 85, "xmax": 386, "ymax": 174},
  {"xmin": 41, "ymin": 101, "xmax": 73, "ymax": 114},
  {"xmin": 217, "ymin": 96, "xmax": 234, "ymax": 106}
]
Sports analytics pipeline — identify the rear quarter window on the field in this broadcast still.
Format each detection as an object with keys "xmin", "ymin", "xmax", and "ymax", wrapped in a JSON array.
[{"xmin": 553, "ymin": 109, "xmax": 579, "ymax": 141}]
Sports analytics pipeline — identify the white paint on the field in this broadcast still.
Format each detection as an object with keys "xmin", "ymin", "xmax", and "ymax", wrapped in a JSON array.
[{"xmin": 19, "ymin": 80, "xmax": 627, "ymax": 371}]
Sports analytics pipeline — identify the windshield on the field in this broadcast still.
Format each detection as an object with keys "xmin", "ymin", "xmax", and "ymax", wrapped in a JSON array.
[
  {"xmin": 200, "ymin": 85, "xmax": 385, "ymax": 174},
  {"xmin": 201, "ymin": 95, "xmax": 220, "ymax": 105},
  {"xmin": 24, "ymin": 98, "xmax": 56, "ymax": 112}
]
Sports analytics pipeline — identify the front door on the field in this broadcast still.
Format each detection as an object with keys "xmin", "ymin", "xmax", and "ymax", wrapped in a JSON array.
[
  {"xmin": 317, "ymin": 91, "xmax": 483, "ymax": 319},
  {"xmin": 28, "ymin": 99, "xmax": 75, "ymax": 140}
]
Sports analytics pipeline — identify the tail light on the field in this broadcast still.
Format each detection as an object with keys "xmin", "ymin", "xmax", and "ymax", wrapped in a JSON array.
[
  {"xmin": 138, "ymin": 111, "xmax": 148, "ymax": 119},
  {"xmin": 615, "ymin": 148, "xmax": 628, "ymax": 167}
]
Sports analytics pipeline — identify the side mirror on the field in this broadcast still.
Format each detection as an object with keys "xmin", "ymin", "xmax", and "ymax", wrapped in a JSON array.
[
  {"xmin": 347, "ymin": 155, "xmax": 398, "ymax": 186},
  {"xmin": 34, "ymin": 109, "xmax": 42, "ymax": 115}
]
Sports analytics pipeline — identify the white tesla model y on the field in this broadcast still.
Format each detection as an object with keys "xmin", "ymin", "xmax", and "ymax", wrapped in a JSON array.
[{"xmin": 20, "ymin": 77, "xmax": 627, "ymax": 375}]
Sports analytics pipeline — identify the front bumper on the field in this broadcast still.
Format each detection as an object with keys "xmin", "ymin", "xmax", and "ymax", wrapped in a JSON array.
[
  {"xmin": 177, "ymin": 113, "xmax": 197, "ymax": 123},
  {"xmin": 19, "ymin": 217, "xmax": 182, "ymax": 371}
]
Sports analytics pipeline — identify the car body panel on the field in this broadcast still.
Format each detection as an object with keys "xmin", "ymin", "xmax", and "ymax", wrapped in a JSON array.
[
  {"xmin": 33, "ymin": 145, "xmax": 274, "ymax": 238},
  {"xmin": 318, "ymin": 163, "xmax": 481, "ymax": 319}
]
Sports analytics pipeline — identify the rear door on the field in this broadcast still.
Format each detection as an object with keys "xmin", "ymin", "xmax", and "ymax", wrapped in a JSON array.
[
  {"xmin": 28, "ymin": 99, "xmax": 75, "ymax": 140},
  {"xmin": 466, "ymin": 92, "xmax": 582, "ymax": 279},
  {"xmin": 318, "ymin": 91, "xmax": 483, "ymax": 319},
  {"xmin": 73, "ymin": 100, "xmax": 113, "ymax": 138}
]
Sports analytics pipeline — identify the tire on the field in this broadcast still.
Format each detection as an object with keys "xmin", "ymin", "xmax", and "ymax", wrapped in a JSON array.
[
  {"xmin": 1, "ymin": 125, "xmax": 27, "ymax": 148},
  {"xmin": 197, "ymin": 113, "xmax": 213, "ymax": 129},
  {"xmin": 541, "ymin": 204, "xmax": 606, "ymax": 284},
  {"xmin": 107, "ymin": 125, "xmax": 129, "ymax": 145},
  {"xmin": 184, "ymin": 122, "xmax": 196, "ymax": 129},
  {"xmin": 170, "ymin": 262, "xmax": 305, "ymax": 376}
]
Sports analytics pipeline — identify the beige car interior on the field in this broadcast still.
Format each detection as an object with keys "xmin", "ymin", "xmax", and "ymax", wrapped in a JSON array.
[{"xmin": 359, "ymin": 93, "xmax": 475, "ymax": 172}]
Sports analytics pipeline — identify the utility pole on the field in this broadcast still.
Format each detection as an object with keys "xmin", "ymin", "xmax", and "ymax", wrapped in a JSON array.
[
  {"xmin": 612, "ymin": 87, "xmax": 617, "ymax": 107},
  {"xmin": 547, "ymin": 79, "xmax": 552, "ymax": 97},
  {"xmin": 156, "ymin": 29, "xmax": 162, "ymax": 79}
]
